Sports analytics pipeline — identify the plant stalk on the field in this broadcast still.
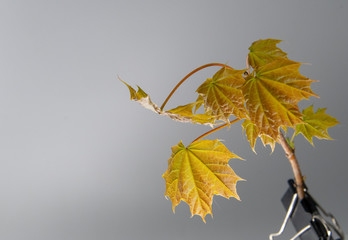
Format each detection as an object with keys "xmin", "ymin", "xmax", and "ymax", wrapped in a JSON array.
[
  {"xmin": 278, "ymin": 131, "xmax": 305, "ymax": 199},
  {"xmin": 160, "ymin": 63, "xmax": 233, "ymax": 111}
]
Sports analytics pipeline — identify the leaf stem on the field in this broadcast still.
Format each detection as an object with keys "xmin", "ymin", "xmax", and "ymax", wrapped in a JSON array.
[
  {"xmin": 192, "ymin": 118, "xmax": 240, "ymax": 143},
  {"xmin": 246, "ymin": 55, "xmax": 251, "ymax": 74},
  {"xmin": 160, "ymin": 63, "xmax": 233, "ymax": 111},
  {"xmin": 278, "ymin": 131, "xmax": 305, "ymax": 199}
]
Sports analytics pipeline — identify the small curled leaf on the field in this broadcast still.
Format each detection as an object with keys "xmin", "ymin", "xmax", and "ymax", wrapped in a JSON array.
[{"xmin": 121, "ymin": 79, "xmax": 217, "ymax": 126}]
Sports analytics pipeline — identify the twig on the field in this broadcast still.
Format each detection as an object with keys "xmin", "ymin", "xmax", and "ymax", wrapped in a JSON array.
[
  {"xmin": 160, "ymin": 63, "xmax": 233, "ymax": 110},
  {"xmin": 191, "ymin": 118, "xmax": 240, "ymax": 143}
]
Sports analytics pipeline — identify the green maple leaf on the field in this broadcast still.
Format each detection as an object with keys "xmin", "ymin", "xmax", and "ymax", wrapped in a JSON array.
[
  {"xmin": 162, "ymin": 139, "xmax": 244, "ymax": 222},
  {"xmin": 292, "ymin": 106, "xmax": 339, "ymax": 145}
]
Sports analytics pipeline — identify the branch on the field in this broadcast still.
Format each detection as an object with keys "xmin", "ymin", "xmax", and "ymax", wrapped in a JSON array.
[{"xmin": 278, "ymin": 131, "xmax": 305, "ymax": 199}]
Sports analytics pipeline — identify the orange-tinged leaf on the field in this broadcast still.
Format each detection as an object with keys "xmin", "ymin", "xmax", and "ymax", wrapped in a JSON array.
[
  {"xmin": 248, "ymin": 39, "xmax": 287, "ymax": 69},
  {"xmin": 196, "ymin": 67, "xmax": 248, "ymax": 122},
  {"xmin": 121, "ymin": 80, "xmax": 217, "ymax": 126},
  {"xmin": 242, "ymin": 57, "xmax": 318, "ymax": 139},
  {"xmin": 293, "ymin": 106, "xmax": 339, "ymax": 145},
  {"xmin": 163, "ymin": 139, "xmax": 244, "ymax": 222}
]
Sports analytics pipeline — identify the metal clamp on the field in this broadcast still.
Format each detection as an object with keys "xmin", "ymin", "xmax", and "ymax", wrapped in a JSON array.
[{"xmin": 269, "ymin": 180, "xmax": 344, "ymax": 240}]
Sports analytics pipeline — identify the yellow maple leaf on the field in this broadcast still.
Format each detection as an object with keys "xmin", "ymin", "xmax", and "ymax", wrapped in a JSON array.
[{"xmin": 162, "ymin": 139, "xmax": 244, "ymax": 222}]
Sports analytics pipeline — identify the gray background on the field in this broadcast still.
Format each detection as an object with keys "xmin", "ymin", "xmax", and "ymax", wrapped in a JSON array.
[{"xmin": 0, "ymin": 0, "xmax": 347, "ymax": 239}]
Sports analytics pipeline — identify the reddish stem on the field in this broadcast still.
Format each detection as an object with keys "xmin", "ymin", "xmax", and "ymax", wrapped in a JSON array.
[
  {"xmin": 192, "ymin": 118, "xmax": 240, "ymax": 143},
  {"xmin": 160, "ymin": 63, "xmax": 233, "ymax": 110}
]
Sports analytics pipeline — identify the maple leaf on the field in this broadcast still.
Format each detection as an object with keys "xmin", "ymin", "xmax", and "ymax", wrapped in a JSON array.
[
  {"xmin": 121, "ymin": 79, "xmax": 217, "ymax": 126},
  {"xmin": 248, "ymin": 39, "xmax": 288, "ymax": 69},
  {"xmin": 292, "ymin": 106, "xmax": 339, "ymax": 145},
  {"xmin": 242, "ymin": 57, "xmax": 318, "ymax": 140},
  {"xmin": 196, "ymin": 67, "xmax": 248, "ymax": 122},
  {"xmin": 162, "ymin": 139, "xmax": 244, "ymax": 222}
]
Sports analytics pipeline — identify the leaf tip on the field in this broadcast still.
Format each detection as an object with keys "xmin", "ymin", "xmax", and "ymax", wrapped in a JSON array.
[{"xmin": 251, "ymin": 146, "xmax": 257, "ymax": 154}]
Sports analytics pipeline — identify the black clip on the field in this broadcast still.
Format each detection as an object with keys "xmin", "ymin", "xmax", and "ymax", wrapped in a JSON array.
[{"xmin": 269, "ymin": 179, "xmax": 344, "ymax": 240}]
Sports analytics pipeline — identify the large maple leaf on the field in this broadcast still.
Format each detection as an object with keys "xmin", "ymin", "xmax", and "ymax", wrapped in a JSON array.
[
  {"xmin": 162, "ymin": 139, "xmax": 244, "ymax": 222},
  {"xmin": 196, "ymin": 67, "xmax": 248, "ymax": 122},
  {"xmin": 242, "ymin": 56, "xmax": 318, "ymax": 140},
  {"xmin": 292, "ymin": 106, "xmax": 339, "ymax": 145}
]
